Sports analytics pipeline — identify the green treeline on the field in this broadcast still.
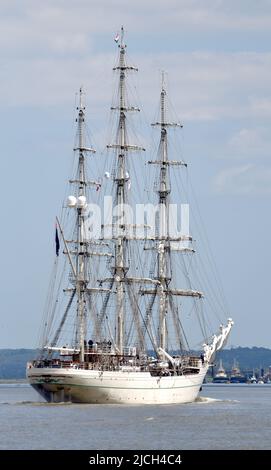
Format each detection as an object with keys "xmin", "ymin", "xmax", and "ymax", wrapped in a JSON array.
[{"xmin": 1, "ymin": 347, "xmax": 271, "ymax": 379}]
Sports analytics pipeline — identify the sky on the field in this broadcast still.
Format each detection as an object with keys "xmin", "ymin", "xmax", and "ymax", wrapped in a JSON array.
[{"xmin": 1, "ymin": 0, "xmax": 271, "ymax": 348}]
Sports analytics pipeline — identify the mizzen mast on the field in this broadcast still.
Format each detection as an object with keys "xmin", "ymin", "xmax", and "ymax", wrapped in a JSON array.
[
  {"xmin": 148, "ymin": 76, "xmax": 200, "ymax": 353},
  {"xmin": 154, "ymin": 76, "xmax": 180, "ymax": 351}
]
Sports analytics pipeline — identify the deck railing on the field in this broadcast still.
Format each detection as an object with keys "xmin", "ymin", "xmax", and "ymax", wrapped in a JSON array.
[{"xmin": 29, "ymin": 354, "xmax": 201, "ymax": 372}]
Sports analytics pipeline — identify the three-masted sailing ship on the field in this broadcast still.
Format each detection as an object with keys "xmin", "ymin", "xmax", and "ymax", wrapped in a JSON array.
[{"xmin": 27, "ymin": 29, "xmax": 233, "ymax": 404}]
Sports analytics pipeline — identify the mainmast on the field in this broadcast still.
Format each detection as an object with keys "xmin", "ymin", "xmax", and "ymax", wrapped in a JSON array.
[
  {"xmin": 115, "ymin": 29, "xmax": 126, "ymax": 355},
  {"xmin": 158, "ymin": 78, "xmax": 170, "ymax": 351},
  {"xmin": 107, "ymin": 27, "xmax": 144, "ymax": 354}
]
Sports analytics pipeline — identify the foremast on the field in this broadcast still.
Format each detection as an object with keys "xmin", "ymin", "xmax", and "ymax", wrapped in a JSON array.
[
  {"xmin": 46, "ymin": 87, "xmax": 114, "ymax": 361},
  {"xmin": 73, "ymin": 88, "xmax": 95, "ymax": 362}
]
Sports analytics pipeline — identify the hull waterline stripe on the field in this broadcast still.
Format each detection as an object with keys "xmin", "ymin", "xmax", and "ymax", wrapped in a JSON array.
[{"xmin": 30, "ymin": 381, "xmax": 201, "ymax": 390}]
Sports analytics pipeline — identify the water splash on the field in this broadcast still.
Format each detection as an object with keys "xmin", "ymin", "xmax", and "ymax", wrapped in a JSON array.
[{"xmin": 195, "ymin": 396, "xmax": 239, "ymax": 404}]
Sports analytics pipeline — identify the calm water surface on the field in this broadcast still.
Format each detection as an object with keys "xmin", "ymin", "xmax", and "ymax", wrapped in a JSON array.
[{"xmin": 0, "ymin": 383, "xmax": 270, "ymax": 450}]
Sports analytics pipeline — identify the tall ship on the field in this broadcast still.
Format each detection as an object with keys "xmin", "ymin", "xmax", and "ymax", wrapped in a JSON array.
[
  {"xmin": 27, "ymin": 29, "xmax": 233, "ymax": 404},
  {"xmin": 213, "ymin": 359, "xmax": 228, "ymax": 383}
]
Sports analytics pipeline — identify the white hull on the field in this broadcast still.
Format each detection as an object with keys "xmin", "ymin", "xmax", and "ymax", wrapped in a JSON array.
[{"xmin": 27, "ymin": 365, "xmax": 208, "ymax": 404}]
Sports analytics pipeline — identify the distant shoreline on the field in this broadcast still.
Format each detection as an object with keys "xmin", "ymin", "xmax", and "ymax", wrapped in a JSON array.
[
  {"xmin": 1, "ymin": 347, "xmax": 271, "ymax": 380},
  {"xmin": 0, "ymin": 379, "xmax": 27, "ymax": 384}
]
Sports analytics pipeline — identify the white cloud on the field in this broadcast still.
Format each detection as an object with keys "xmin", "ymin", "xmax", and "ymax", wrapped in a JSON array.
[
  {"xmin": 0, "ymin": 2, "xmax": 271, "ymax": 122},
  {"xmin": 1, "ymin": 0, "xmax": 271, "ymax": 50},
  {"xmin": 249, "ymin": 98, "xmax": 271, "ymax": 118},
  {"xmin": 228, "ymin": 127, "xmax": 271, "ymax": 158},
  {"xmin": 213, "ymin": 163, "xmax": 271, "ymax": 195},
  {"xmin": 1, "ymin": 1, "xmax": 271, "ymax": 64},
  {"xmin": 212, "ymin": 125, "xmax": 271, "ymax": 163},
  {"xmin": 0, "ymin": 55, "xmax": 115, "ymax": 109},
  {"xmin": 1, "ymin": 50, "xmax": 271, "ymax": 126}
]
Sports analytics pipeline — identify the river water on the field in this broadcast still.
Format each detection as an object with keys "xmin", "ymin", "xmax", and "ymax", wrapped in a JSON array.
[{"xmin": 0, "ymin": 383, "xmax": 270, "ymax": 450}]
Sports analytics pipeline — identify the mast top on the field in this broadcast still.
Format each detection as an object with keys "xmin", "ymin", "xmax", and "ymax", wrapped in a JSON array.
[
  {"xmin": 161, "ymin": 71, "xmax": 166, "ymax": 94},
  {"xmin": 78, "ymin": 86, "xmax": 85, "ymax": 111},
  {"xmin": 120, "ymin": 26, "xmax": 125, "ymax": 49},
  {"xmin": 113, "ymin": 27, "xmax": 138, "ymax": 73},
  {"xmin": 151, "ymin": 75, "xmax": 183, "ymax": 129},
  {"xmin": 114, "ymin": 26, "xmax": 126, "ymax": 49},
  {"xmin": 74, "ymin": 87, "xmax": 96, "ymax": 154}
]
